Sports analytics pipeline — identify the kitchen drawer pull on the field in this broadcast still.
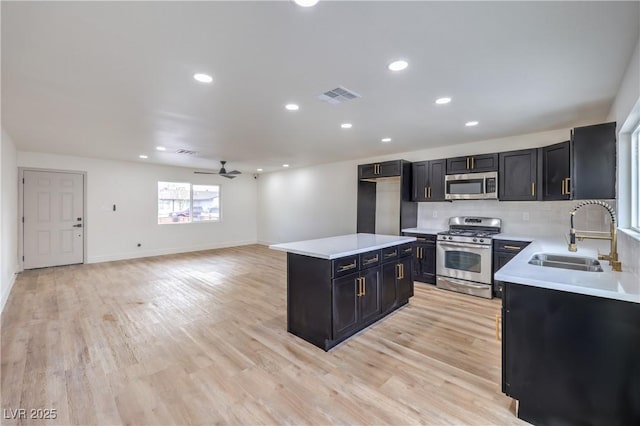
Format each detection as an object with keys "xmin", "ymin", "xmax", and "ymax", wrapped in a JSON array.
[
  {"xmin": 403, "ymin": 247, "xmax": 412, "ymax": 253},
  {"xmin": 363, "ymin": 256, "xmax": 378, "ymax": 265},
  {"xmin": 495, "ymin": 314, "xmax": 501, "ymax": 341},
  {"xmin": 416, "ymin": 237, "xmax": 427, "ymax": 241},
  {"xmin": 503, "ymin": 245, "xmax": 521, "ymax": 251},
  {"xmin": 338, "ymin": 262, "xmax": 357, "ymax": 272},
  {"xmin": 384, "ymin": 252, "xmax": 397, "ymax": 258}
]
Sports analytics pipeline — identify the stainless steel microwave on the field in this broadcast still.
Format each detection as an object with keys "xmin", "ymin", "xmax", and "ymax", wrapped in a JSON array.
[{"xmin": 445, "ymin": 171, "xmax": 498, "ymax": 200}]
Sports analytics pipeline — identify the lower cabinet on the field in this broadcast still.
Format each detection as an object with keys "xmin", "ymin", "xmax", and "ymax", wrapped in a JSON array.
[
  {"xmin": 287, "ymin": 243, "xmax": 414, "ymax": 351},
  {"xmin": 332, "ymin": 267, "xmax": 380, "ymax": 340},
  {"xmin": 403, "ymin": 233, "xmax": 436, "ymax": 284},
  {"xmin": 492, "ymin": 239, "xmax": 530, "ymax": 298},
  {"xmin": 502, "ymin": 282, "xmax": 640, "ymax": 426}
]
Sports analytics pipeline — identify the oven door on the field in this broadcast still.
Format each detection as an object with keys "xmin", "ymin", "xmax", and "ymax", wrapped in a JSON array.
[{"xmin": 436, "ymin": 241, "xmax": 492, "ymax": 284}]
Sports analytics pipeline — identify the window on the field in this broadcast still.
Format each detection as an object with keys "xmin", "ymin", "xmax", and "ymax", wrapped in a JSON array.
[
  {"xmin": 158, "ymin": 182, "xmax": 220, "ymax": 224},
  {"xmin": 632, "ymin": 123, "xmax": 640, "ymax": 232}
]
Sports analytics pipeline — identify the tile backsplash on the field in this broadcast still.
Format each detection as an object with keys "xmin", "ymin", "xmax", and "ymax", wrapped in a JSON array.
[
  {"xmin": 618, "ymin": 230, "xmax": 640, "ymax": 275},
  {"xmin": 417, "ymin": 199, "xmax": 616, "ymax": 237}
]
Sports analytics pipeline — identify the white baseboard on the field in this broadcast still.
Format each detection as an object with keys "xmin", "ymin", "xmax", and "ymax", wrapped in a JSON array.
[
  {"xmin": 257, "ymin": 240, "xmax": 276, "ymax": 246},
  {"xmin": 1, "ymin": 271, "xmax": 17, "ymax": 314},
  {"xmin": 86, "ymin": 239, "xmax": 258, "ymax": 264}
]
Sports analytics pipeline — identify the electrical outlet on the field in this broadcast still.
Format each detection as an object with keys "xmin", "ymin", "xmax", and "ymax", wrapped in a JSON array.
[{"xmin": 522, "ymin": 212, "xmax": 530, "ymax": 221}]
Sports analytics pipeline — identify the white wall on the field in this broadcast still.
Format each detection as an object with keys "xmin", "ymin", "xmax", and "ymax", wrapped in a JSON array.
[
  {"xmin": 1, "ymin": 129, "xmax": 19, "ymax": 312},
  {"xmin": 18, "ymin": 152, "xmax": 258, "ymax": 263},
  {"xmin": 258, "ymin": 128, "xmax": 570, "ymax": 244}
]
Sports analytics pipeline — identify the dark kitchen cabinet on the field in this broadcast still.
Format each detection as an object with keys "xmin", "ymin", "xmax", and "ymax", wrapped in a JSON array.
[
  {"xmin": 359, "ymin": 160, "xmax": 402, "ymax": 179},
  {"xmin": 498, "ymin": 148, "xmax": 542, "ymax": 201},
  {"xmin": 502, "ymin": 282, "xmax": 640, "ymax": 426},
  {"xmin": 542, "ymin": 141, "xmax": 571, "ymax": 200},
  {"xmin": 571, "ymin": 122, "xmax": 616, "ymax": 200},
  {"xmin": 492, "ymin": 239, "xmax": 530, "ymax": 298},
  {"xmin": 446, "ymin": 153, "xmax": 498, "ymax": 174},
  {"xmin": 287, "ymin": 241, "xmax": 414, "ymax": 351},
  {"xmin": 403, "ymin": 233, "xmax": 436, "ymax": 284},
  {"xmin": 380, "ymin": 245, "xmax": 413, "ymax": 313},
  {"xmin": 357, "ymin": 160, "xmax": 417, "ymax": 234},
  {"xmin": 412, "ymin": 159, "xmax": 446, "ymax": 201}
]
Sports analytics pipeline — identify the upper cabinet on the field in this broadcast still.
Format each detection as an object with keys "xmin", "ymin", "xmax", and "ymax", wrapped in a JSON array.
[
  {"xmin": 412, "ymin": 159, "xmax": 446, "ymax": 202},
  {"xmin": 499, "ymin": 148, "xmax": 541, "ymax": 201},
  {"xmin": 571, "ymin": 122, "xmax": 616, "ymax": 200},
  {"xmin": 359, "ymin": 160, "xmax": 402, "ymax": 179},
  {"xmin": 542, "ymin": 141, "xmax": 571, "ymax": 201},
  {"xmin": 446, "ymin": 153, "xmax": 498, "ymax": 174}
]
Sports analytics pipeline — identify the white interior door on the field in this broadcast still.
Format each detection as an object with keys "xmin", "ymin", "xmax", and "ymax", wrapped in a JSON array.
[{"xmin": 23, "ymin": 170, "xmax": 84, "ymax": 269}]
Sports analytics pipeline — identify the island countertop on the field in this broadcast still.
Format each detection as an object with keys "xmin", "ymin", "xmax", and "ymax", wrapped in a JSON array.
[
  {"xmin": 494, "ymin": 236, "xmax": 640, "ymax": 304},
  {"xmin": 269, "ymin": 233, "xmax": 416, "ymax": 260}
]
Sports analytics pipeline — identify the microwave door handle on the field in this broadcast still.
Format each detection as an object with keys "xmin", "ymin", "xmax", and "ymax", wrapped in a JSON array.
[{"xmin": 438, "ymin": 242, "xmax": 491, "ymax": 250}]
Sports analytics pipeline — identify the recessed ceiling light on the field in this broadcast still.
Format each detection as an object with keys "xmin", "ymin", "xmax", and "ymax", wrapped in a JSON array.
[
  {"xmin": 282, "ymin": 164, "xmax": 290, "ymax": 168},
  {"xmin": 435, "ymin": 97, "xmax": 452, "ymax": 105},
  {"xmin": 257, "ymin": 168, "xmax": 263, "ymax": 172},
  {"xmin": 465, "ymin": 121, "xmax": 479, "ymax": 127},
  {"xmin": 341, "ymin": 123, "xmax": 353, "ymax": 129},
  {"xmin": 388, "ymin": 60, "xmax": 408, "ymax": 71},
  {"xmin": 156, "ymin": 146, "xmax": 166, "ymax": 151},
  {"xmin": 381, "ymin": 138, "xmax": 392, "ymax": 143},
  {"xmin": 193, "ymin": 73, "xmax": 213, "ymax": 83},
  {"xmin": 294, "ymin": 0, "xmax": 319, "ymax": 7},
  {"xmin": 285, "ymin": 103, "xmax": 299, "ymax": 111},
  {"xmin": 139, "ymin": 155, "xmax": 148, "ymax": 159}
]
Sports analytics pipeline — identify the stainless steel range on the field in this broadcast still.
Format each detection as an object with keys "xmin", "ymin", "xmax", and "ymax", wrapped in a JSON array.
[{"xmin": 436, "ymin": 216, "xmax": 501, "ymax": 299}]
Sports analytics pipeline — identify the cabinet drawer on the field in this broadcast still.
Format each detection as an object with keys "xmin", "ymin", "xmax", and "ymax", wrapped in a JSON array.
[
  {"xmin": 398, "ymin": 243, "xmax": 414, "ymax": 258},
  {"xmin": 404, "ymin": 233, "xmax": 436, "ymax": 243},
  {"xmin": 381, "ymin": 246, "xmax": 399, "ymax": 262},
  {"xmin": 493, "ymin": 239, "xmax": 530, "ymax": 253},
  {"xmin": 332, "ymin": 255, "xmax": 359, "ymax": 277},
  {"xmin": 359, "ymin": 250, "xmax": 380, "ymax": 269}
]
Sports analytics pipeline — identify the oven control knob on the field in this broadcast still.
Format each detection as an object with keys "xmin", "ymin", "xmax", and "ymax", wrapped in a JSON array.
[
  {"xmin": 480, "ymin": 239, "xmax": 484, "ymax": 243},
  {"xmin": 448, "ymin": 236, "xmax": 452, "ymax": 240},
  {"xmin": 473, "ymin": 238, "xmax": 477, "ymax": 242}
]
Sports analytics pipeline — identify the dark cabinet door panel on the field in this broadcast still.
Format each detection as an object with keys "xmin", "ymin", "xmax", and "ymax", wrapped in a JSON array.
[
  {"xmin": 446, "ymin": 156, "xmax": 472, "ymax": 174},
  {"xmin": 396, "ymin": 257, "xmax": 414, "ymax": 301},
  {"xmin": 428, "ymin": 159, "xmax": 446, "ymax": 201},
  {"xmin": 572, "ymin": 122, "xmax": 616, "ymax": 200},
  {"xmin": 542, "ymin": 141, "xmax": 570, "ymax": 200},
  {"xmin": 499, "ymin": 148, "xmax": 538, "ymax": 201},
  {"xmin": 332, "ymin": 272, "xmax": 359, "ymax": 338},
  {"xmin": 381, "ymin": 262, "xmax": 398, "ymax": 313},
  {"xmin": 412, "ymin": 161, "xmax": 428, "ymax": 201},
  {"xmin": 471, "ymin": 153, "xmax": 499, "ymax": 172},
  {"xmin": 359, "ymin": 267, "xmax": 381, "ymax": 323}
]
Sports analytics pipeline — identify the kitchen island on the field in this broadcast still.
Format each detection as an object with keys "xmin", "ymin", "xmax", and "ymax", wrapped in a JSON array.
[
  {"xmin": 495, "ymin": 237, "xmax": 640, "ymax": 426},
  {"xmin": 270, "ymin": 233, "xmax": 416, "ymax": 351}
]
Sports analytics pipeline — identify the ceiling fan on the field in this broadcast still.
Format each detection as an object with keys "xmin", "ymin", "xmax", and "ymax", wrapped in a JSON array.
[{"xmin": 194, "ymin": 160, "xmax": 242, "ymax": 179}]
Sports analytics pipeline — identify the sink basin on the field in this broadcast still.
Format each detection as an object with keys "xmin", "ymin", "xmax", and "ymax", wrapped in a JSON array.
[{"xmin": 528, "ymin": 254, "xmax": 603, "ymax": 272}]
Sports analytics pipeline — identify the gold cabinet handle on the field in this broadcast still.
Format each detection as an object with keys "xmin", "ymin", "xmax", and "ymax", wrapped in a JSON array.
[
  {"xmin": 403, "ymin": 247, "xmax": 412, "ymax": 254},
  {"xmin": 428, "ymin": 186, "xmax": 431, "ymax": 198},
  {"xmin": 362, "ymin": 277, "xmax": 366, "ymax": 296},
  {"xmin": 363, "ymin": 255, "xmax": 378, "ymax": 265},
  {"xmin": 384, "ymin": 252, "xmax": 397, "ymax": 258},
  {"xmin": 424, "ymin": 187, "xmax": 428, "ymax": 199},
  {"xmin": 466, "ymin": 157, "xmax": 470, "ymax": 169},
  {"xmin": 396, "ymin": 264, "xmax": 401, "ymax": 279},
  {"xmin": 564, "ymin": 177, "xmax": 570, "ymax": 196},
  {"xmin": 561, "ymin": 178, "xmax": 566, "ymax": 195},
  {"xmin": 471, "ymin": 157, "xmax": 475, "ymax": 170},
  {"xmin": 419, "ymin": 247, "xmax": 423, "ymax": 259},
  {"xmin": 503, "ymin": 245, "xmax": 521, "ymax": 251},
  {"xmin": 400, "ymin": 263, "xmax": 404, "ymax": 279},
  {"xmin": 416, "ymin": 237, "xmax": 427, "ymax": 241},
  {"xmin": 495, "ymin": 314, "xmax": 501, "ymax": 341},
  {"xmin": 338, "ymin": 261, "xmax": 357, "ymax": 272},
  {"xmin": 531, "ymin": 182, "xmax": 535, "ymax": 197},
  {"xmin": 356, "ymin": 277, "xmax": 361, "ymax": 296}
]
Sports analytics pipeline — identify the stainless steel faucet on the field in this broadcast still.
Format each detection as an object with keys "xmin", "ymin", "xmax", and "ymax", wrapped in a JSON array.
[{"xmin": 568, "ymin": 200, "xmax": 622, "ymax": 272}]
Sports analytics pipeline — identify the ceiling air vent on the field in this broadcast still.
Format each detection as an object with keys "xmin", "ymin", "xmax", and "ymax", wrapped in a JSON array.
[
  {"xmin": 318, "ymin": 86, "xmax": 361, "ymax": 105},
  {"xmin": 176, "ymin": 149, "xmax": 198, "ymax": 155}
]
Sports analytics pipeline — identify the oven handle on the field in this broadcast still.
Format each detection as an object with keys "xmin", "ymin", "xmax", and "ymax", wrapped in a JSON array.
[
  {"xmin": 438, "ymin": 242, "xmax": 491, "ymax": 250},
  {"xmin": 440, "ymin": 276, "xmax": 489, "ymax": 289}
]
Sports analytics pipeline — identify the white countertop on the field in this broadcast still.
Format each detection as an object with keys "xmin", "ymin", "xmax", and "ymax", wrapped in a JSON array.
[
  {"xmin": 495, "ymin": 236, "xmax": 640, "ymax": 304},
  {"xmin": 401, "ymin": 227, "xmax": 444, "ymax": 235},
  {"xmin": 492, "ymin": 233, "xmax": 536, "ymax": 242},
  {"xmin": 269, "ymin": 233, "xmax": 416, "ymax": 260}
]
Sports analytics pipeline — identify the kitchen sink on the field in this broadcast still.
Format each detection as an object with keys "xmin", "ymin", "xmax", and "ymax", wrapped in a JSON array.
[{"xmin": 528, "ymin": 253, "xmax": 603, "ymax": 272}]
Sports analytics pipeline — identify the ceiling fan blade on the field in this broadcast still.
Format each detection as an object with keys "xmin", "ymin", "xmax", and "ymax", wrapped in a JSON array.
[
  {"xmin": 221, "ymin": 174, "xmax": 236, "ymax": 179},
  {"xmin": 194, "ymin": 171, "xmax": 218, "ymax": 174},
  {"xmin": 227, "ymin": 170, "xmax": 241, "ymax": 175}
]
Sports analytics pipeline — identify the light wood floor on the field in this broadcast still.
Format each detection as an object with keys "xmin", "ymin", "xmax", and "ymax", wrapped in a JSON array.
[{"xmin": 2, "ymin": 244, "xmax": 524, "ymax": 425}]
